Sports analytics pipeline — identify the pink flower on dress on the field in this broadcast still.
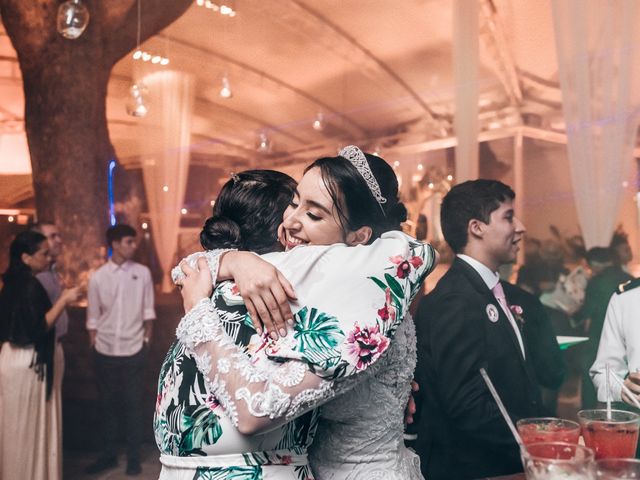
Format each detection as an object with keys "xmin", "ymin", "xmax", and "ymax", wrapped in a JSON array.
[
  {"xmin": 205, "ymin": 393, "xmax": 220, "ymax": 411},
  {"xmin": 377, "ymin": 288, "xmax": 397, "ymax": 323},
  {"xmin": 389, "ymin": 255, "xmax": 423, "ymax": 279},
  {"xmin": 344, "ymin": 323, "xmax": 390, "ymax": 370}
]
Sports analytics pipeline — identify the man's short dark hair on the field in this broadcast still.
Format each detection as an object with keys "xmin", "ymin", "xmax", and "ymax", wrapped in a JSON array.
[
  {"xmin": 585, "ymin": 247, "xmax": 613, "ymax": 266},
  {"xmin": 441, "ymin": 179, "xmax": 515, "ymax": 253},
  {"xmin": 106, "ymin": 224, "xmax": 136, "ymax": 246}
]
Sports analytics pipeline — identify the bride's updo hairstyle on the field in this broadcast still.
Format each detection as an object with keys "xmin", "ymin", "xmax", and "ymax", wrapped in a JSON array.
[
  {"xmin": 200, "ymin": 170, "xmax": 296, "ymax": 254},
  {"xmin": 305, "ymin": 148, "xmax": 407, "ymax": 244}
]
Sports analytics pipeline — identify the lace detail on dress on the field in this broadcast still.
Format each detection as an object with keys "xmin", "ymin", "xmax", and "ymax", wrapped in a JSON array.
[
  {"xmin": 236, "ymin": 384, "xmax": 291, "ymax": 419},
  {"xmin": 171, "ymin": 248, "xmax": 234, "ymax": 286},
  {"xmin": 309, "ymin": 315, "xmax": 423, "ymax": 480},
  {"xmin": 175, "ymin": 297, "xmax": 340, "ymax": 432}
]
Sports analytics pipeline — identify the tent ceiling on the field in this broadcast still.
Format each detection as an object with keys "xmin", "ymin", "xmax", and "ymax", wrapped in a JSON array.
[{"xmin": 0, "ymin": 0, "xmax": 565, "ymax": 180}]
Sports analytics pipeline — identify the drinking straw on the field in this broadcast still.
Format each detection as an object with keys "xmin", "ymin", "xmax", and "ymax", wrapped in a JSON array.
[
  {"xmin": 610, "ymin": 372, "xmax": 640, "ymax": 410},
  {"xmin": 606, "ymin": 364, "xmax": 612, "ymax": 420},
  {"xmin": 479, "ymin": 368, "xmax": 524, "ymax": 447}
]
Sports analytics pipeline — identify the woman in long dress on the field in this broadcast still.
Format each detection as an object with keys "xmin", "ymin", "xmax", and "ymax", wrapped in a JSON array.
[
  {"xmin": 155, "ymin": 147, "xmax": 436, "ymax": 479},
  {"xmin": 0, "ymin": 230, "xmax": 79, "ymax": 480}
]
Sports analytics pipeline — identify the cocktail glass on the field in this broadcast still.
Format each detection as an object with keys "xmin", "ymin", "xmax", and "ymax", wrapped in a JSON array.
[
  {"xmin": 578, "ymin": 409, "xmax": 640, "ymax": 459},
  {"xmin": 521, "ymin": 442, "xmax": 596, "ymax": 480},
  {"xmin": 517, "ymin": 417, "xmax": 581, "ymax": 445},
  {"xmin": 596, "ymin": 458, "xmax": 640, "ymax": 479}
]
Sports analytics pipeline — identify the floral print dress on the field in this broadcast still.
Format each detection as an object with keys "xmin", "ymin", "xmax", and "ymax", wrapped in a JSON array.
[{"xmin": 154, "ymin": 232, "xmax": 435, "ymax": 480}]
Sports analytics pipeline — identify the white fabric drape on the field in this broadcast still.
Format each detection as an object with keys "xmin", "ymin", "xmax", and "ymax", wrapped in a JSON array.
[
  {"xmin": 140, "ymin": 71, "xmax": 195, "ymax": 291},
  {"xmin": 453, "ymin": 0, "xmax": 480, "ymax": 182},
  {"xmin": 552, "ymin": 0, "xmax": 640, "ymax": 248}
]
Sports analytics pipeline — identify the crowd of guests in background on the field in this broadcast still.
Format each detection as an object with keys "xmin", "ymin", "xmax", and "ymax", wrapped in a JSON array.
[{"xmin": 514, "ymin": 226, "xmax": 634, "ymax": 413}]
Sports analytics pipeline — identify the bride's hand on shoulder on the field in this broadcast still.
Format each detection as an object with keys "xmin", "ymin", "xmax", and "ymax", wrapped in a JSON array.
[{"xmin": 221, "ymin": 251, "xmax": 297, "ymax": 339}]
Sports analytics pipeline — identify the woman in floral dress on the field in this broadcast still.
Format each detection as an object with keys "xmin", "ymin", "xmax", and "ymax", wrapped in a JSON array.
[{"xmin": 155, "ymin": 147, "xmax": 437, "ymax": 479}]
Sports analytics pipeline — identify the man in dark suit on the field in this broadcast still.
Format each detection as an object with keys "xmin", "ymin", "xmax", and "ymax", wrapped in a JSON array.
[{"xmin": 414, "ymin": 179, "xmax": 558, "ymax": 479}]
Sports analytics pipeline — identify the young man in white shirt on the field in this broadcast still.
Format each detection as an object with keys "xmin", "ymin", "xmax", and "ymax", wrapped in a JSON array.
[
  {"xmin": 414, "ymin": 179, "xmax": 558, "ymax": 480},
  {"xmin": 85, "ymin": 224, "xmax": 155, "ymax": 476}
]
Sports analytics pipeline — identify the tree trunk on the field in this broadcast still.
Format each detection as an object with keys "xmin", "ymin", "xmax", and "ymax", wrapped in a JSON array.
[{"xmin": 0, "ymin": 0, "xmax": 192, "ymax": 283}]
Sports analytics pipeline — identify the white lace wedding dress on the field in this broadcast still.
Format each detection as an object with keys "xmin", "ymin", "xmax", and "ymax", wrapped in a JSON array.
[{"xmin": 309, "ymin": 314, "xmax": 422, "ymax": 480}]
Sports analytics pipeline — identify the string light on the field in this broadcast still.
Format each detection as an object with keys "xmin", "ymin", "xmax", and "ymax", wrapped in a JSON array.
[
  {"xmin": 132, "ymin": 49, "xmax": 170, "ymax": 66},
  {"xmin": 257, "ymin": 133, "xmax": 271, "ymax": 153},
  {"xmin": 312, "ymin": 112, "xmax": 324, "ymax": 131},
  {"xmin": 196, "ymin": 0, "xmax": 237, "ymax": 16},
  {"xmin": 181, "ymin": 208, "xmax": 188, "ymax": 215},
  {"xmin": 7, "ymin": 215, "xmax": 14, "ymax": 223},
  {"xmin": 417, "ymin": 164, "xmax": 424, "ymax": 171},
  {"xmin": 219, "ymin": 75, "xmax": 232, "ymax": 99},
  {"xmin": 162, "ymin": 185, "xmax": 169, "ymax": 192},
  {"xmin": 447, "ymin": 174, "xmax": 453, "ymax": 181},
  {"xmin": 141, "ymin": 222, "xmax": 149, "ymax": 230},
  {"xmin": 393, "ymin": 160, "xmax": 401, "ymax": 168}
]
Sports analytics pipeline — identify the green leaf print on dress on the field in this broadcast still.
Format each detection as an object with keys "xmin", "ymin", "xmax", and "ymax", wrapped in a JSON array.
[
  {"xmin": 179, "ymin": 404, "xmax": 223, "ymax": 455},
  {"xmin": 193, "ymin": 466, "xmax": 262, "ymax": 480},
  {"xmin": 292, "ymin": 307, "xmax": 344, "ymax": 368}
]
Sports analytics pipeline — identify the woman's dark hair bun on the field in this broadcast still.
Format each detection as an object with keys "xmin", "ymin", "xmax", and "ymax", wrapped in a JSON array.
[
  {"xmin": 386, "ymin": 200, "xmax": 408, "ymax": 225},
  {"xmin": 200, "ymin": 215, "xmax": 242, "ymax": 250}
]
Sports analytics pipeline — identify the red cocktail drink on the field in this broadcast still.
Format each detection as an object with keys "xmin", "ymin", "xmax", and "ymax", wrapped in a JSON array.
[
  {"xmin": 577, "ymin": 409, "xmax": 640, "ymax": 460},
  {"xmin": 517, "ymin": 418, "xmax": 581, "ymax": 445}
]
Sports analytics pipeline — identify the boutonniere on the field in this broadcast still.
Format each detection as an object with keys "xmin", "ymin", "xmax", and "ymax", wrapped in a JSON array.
[{"xmin": 509, "ymin": 305, "xmax": 525, "ymax": 327}]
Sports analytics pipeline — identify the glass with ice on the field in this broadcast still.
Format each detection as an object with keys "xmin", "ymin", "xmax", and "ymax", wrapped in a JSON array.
[
  {"xmin": 596, "ymin": 459, "xmax": 640, "ymax": 479},
  {"xmin": 517, "ymin": 417, "xmax": 581, "ymax": 445},
  {"xmin": 521, "ymin": 442, "xmax": 596, "ymax": 479},
  {"xmin": 578, "ymin": 410, "xmax": 640, "ymax": 459}
]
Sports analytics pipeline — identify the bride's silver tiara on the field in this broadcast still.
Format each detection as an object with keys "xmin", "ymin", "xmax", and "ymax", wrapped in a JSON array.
[{"xmin": 339, "ymin": 145, "xmax": 387, "ymax": 205}]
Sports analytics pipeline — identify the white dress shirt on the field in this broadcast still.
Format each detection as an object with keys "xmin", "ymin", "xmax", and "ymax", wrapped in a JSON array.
[
  {"xmin": 457, "ymin": 254, "xmax": 525, "ymax": 357},
  {"xmin": 87, "ymin": 259, "xmax": 156, "ymax": 356},
  {"xmin": 590, "ymin": 288, "xmax": 640, "ymax": 402}
]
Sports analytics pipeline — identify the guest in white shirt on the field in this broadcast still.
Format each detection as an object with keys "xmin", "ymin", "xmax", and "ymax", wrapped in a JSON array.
[
  {"xmin": 85, "ymin": 224, "xmax": 155, "ymax": 476},
  {"xmin": 590, "ymin": 278, "xmax": 640, "ymax": 408}
]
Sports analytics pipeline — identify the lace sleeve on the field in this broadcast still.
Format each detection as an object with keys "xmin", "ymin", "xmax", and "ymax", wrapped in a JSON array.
[{"xmin": 176, "ymin": 298, "xmax": 335, "ymax": 435}]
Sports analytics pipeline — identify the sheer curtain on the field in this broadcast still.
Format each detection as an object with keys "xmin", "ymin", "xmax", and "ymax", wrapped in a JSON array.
[
  {"xmin": 552, "ymin": 0, "xmax": 640, "ymax": 248},
  {"xmin": 453, "ymin": 0, "xmax": 480, "ymax": 182},
  {"xmin": 139, "ymin": 71, "xmax": 195, "ymax": 291}
]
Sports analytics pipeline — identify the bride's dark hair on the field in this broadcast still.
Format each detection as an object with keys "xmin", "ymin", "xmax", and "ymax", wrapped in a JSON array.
[
  {"xmin": 305, "ymin": 151, "xmax": 407, "ymax": 243},
  {"xmin": 200, "ymin": 170, "xmax": 296, "ymax": 254}
]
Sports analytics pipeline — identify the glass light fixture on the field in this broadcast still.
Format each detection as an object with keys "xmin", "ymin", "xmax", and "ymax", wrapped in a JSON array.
[
  {"xmin": 126, "ymin": 83, "xmax": 149, "ymax": 118},
  {"xmin": 312, "ymin": 112, "xmax": 324, "ymax": 131},
  {"xmin": 219, "ymin": 75, "xmax": 232, "ymax": 99},
  {"xmin": 257, "ymin": 133, "xmax": 271, "ymax": 153},
  {"xmin": 57, "ymin": 0, "xmax": 90, "ymax": 39}
]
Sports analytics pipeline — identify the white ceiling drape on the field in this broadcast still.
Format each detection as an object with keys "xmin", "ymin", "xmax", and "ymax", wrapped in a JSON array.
[
  {"xmin": 139, "ymin": 70, "xmax": 195, "ymax": 292},
  {"xmin": 552, "ymin": 0, "xmax": 640, "ymax": 249}
]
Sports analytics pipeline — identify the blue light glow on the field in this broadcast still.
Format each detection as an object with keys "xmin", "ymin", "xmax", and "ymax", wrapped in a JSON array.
[{"xmin": 108, "ymin": 160, "xmax": 116, "ymax": 226}]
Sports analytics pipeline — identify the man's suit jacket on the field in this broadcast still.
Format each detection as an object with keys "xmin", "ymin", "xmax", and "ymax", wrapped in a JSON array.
[{"xmin": 413, "ymin": 258, "xmax": 549, "ymax": 480}]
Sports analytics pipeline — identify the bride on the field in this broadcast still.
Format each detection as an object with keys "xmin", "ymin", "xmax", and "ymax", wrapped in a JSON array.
[{"xmin": 155, "ymin": 146, "xmax": 437, "ymax": 479}]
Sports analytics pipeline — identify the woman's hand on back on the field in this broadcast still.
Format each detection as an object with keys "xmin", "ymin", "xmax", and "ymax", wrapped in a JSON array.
[
  {"xmin": 179, "ymin": 258, "xmax": 214, "ymax": 312},
  {"xmin": 220, "ymin": 251, "xmax": 296, "ymax": 339}
]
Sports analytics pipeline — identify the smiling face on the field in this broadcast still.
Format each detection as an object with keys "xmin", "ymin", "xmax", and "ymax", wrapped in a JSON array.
[
  {"xmin": 280, "ymin": 167, "xmax": 347, "ymax": 249},
  {"xmin": 477, "ymin": 199, "xmax": 525, "ymax": 269}
]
